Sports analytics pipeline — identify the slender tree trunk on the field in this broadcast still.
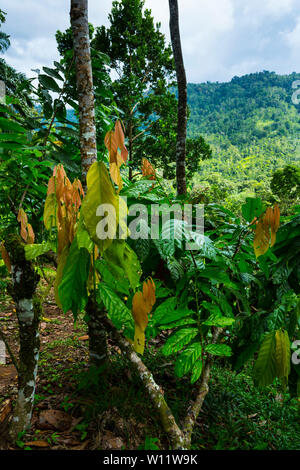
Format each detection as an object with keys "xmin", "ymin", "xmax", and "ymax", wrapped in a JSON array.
[
  {"xmin": 5, "ymin": 236, "xmax": 41, "ymax": 441},
  {"xmin": 70, "ymin": 0, "xmax": 107, "ymax": 369},
  {"xmin": 86, "ymin": 297, "xmax": 108, "ymax": 368},
  {"xmin": 70, "ymin": 0, "xmax": 97, "ymax": 184},
  {"xmin": 168, "ymin": 0, "xmax": 187, "ymax": 195}
]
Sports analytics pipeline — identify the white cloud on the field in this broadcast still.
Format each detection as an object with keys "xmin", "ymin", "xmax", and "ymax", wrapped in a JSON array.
[{"xmin": 1, "ymin": 0, "xmax": 300, "ymax": 83}]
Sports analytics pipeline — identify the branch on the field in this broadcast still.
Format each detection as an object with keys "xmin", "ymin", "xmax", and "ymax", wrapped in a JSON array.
[{"xmin": 103, "ymin": 316, "xmax": 187, "ymax": 449}]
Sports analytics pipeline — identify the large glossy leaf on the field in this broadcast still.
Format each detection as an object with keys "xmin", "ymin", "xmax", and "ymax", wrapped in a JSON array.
[
  {"xmin": 253, "ymin": 332, "xmax": 277, "ymax": 387},
  {"xmin": 162, "ymin": 327, "xmax": 198, "ymax": 356},
  {"xmin": 174, "ymin": 342, "xmax": 202, "ymax": 378},
  {"xmin": 24, "ymin": 242, "xmax": 53, "ymax": 260},
  {"xmin": 97, "ymin": 283, "xmax": 134, "ymax": 339},
  {"xmin": 58, "ymin": 238, "xmax": 90, "ymax": 318},
  {"xmin": 81, "ymin": 162, "xmax": 119, "ymax": 254},
  {"xmin": 103, "ymin": 239, "xmax": 141, "ymax": 289},
  {"xmin": 205, "ymin": 344, "xmax": 232, "ymax": 357}
]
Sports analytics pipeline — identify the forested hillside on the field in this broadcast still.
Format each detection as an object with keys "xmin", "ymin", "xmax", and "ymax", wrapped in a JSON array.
[{"xmin": 187, "ymin": 72, "xmax": 300, "ymax": 208}]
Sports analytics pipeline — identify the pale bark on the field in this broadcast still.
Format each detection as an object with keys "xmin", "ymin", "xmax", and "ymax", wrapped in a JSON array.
[
  {"xmin": 70, "ymin": 0, "xmax": 97, "ymax": 184},
  {"xmin": 103, "ymin": 317, "xmax": 186, "ymax": 449},
  {"xmin": 70, "ymin": 0, "xmax": 107, "ymax": 368},
  {"xmin": 5, "ymin": 236, "xmax": 41, "ymax": 440},
  {"xmin": 104, "ymin": 317, "xmax": 222, "ymax": 449},
  {"xmin": 168, "ymin": 0, "xmax": 187, "ymax": 195}
]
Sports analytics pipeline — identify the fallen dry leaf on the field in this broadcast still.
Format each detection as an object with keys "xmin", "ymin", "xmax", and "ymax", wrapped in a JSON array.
[
  {"xmin": 38, "ymin": 409, "xmax": 72, "ymax": 431},
  {"xmin": 24, "ymin": 440, "xmax": 50, "ymax": 448},
  {"xmin": 77, "ymin": 335, "xmax": 89, "ymax": 341},
  {"xmin": 0, "ymin": 399, "xmax": 12, "ymax": 424}
]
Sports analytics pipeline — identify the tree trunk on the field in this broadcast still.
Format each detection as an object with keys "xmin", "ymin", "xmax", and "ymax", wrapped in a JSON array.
[
  {"xmin": 86, "ymin": 297, "xmax": 108, "ymax": 368},
  {"xmin": 168, "ymin": 0, "xmax": 187, "ymax": 196},
  {"xmin": 70, "ymin": 0, "xmax": 97, "ymax": 184},
  {"xmin": 70, "ymin": 0, "xmax": 107, "ymax": 368},
  {"xmin": 5, "ymin": 236, "xmax": 41, "ymax": 441}
]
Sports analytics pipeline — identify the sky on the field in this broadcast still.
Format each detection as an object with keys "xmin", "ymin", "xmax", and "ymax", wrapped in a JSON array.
[{"xmin": 1, "ymin": 0, "xmax": 300, "ymax": 83}]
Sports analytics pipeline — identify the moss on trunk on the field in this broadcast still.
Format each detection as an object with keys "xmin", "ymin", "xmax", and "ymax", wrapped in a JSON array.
[{"xmin": 4, "ymin": 236, "xmax": 41, "ymax": 441}]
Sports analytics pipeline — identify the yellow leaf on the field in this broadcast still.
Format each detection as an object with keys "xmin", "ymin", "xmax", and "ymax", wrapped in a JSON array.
[
  {"xmin": 134, "ymin": 324, "xmax": 146, "ymax": 355},
  {"xmin": 81, "ymin": 162, "xmax": 119, "ymax": 254},
  {"xmin": 132, "ymin": 291, "xmax": 149, "ymax": 331},
  {"xmin": 43, "ymin": 193, "xmax": 58, "ymax": 230},
  {"xmin": 110, "ymin": 161, "xmax": 123, "ymax": 192}
]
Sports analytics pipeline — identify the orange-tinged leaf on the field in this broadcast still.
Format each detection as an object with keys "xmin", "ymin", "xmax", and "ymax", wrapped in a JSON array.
[
  {"xmin": 0, "ymin": 242, "xmax": 11, "ymax": 272},
  {"xmin": 110, "ymin": 161, "xmax": 123, "ymax": 192},
  {"xmin": 17, "ymin": 209, "xmax": 28, "ymax": 242},
  {"xmin": 104, "ymin": 129, "xmax": 118, "ymax": 164},
  {"xmin": 47, "ymin": 176, "xmax": 55, "ymax": 196},
  {"xmin": 143, "ymin": 278, "xmax": 156, "ymax": 311},
  {"xmin": 26, "ymin": 224, "xmax": 35, "ymax": 244},
  {"xmin": 253, "ymin": 204, "xmax": 280, "ymax": 256},
  {"xmin": 132, "ymin": 291, "xmax": 149, "ymax": 331},
  {"xmin": 141, "ymin": 158, "xmax": 156, "ymax": 180},
  {"xmin": 114, "ymin": 120, "xmax": 128, "ymax": 163}
]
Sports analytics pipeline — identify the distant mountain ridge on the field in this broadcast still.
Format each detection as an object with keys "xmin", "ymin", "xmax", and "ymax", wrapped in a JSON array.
[{"xmin": 186, "ymin": 71, "xmax": 300, "ymax": 194}]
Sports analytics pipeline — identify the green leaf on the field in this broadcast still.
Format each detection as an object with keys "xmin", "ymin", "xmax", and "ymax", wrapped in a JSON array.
[
  {"xmin": 95, "ymin": 259, "xmax": 129, "ymax": 295},
  {"xmin": 97, "ymin": 283, "xmax": 134, "ymax": 339},
  {"xmin": 157, "ymin": 306, "xmax": 195, "ymax": 326},
  {"xmin": 202, "ymin": 315, "xmax": 235, "ymax": 327},
  {"xmin": 24, "ymin": 242, "xmax": 53, "ymax": 260},
  {"xmin": 162, "ymin": 327, "xmax": 198, "ymax": 356},
  {"xmin": 191, "ymin": 360, "xmax": 203, "ymax": 384},
  {"xmin": 275, "ymin": 329, "xmax": 291, "ymax": 381},
  {"xmin": 58, "ymin": 238, "xmax": 90, "ymax": 319},
  {"xmin": 167, "ymin": 257, "xmax": 184, "ymax": 282},
  {"xmin": 0, "ymin": 117, "xmax": 26, "ymax": 133},
  {"xmin": 174, "ymin": 342, "xmax": 202, "ymax": 377},
  {"xmin": 242, "ymin": 197, "xmax": 263, "ymax": 223},
  {"xmin": 81, "ymin": 162, "xmax": 119, "ymax": 254},
  {"xmin": 76, "ymin": 216, "xmax": 93, "ymax": 252},
  {"xmin": 103, "ymin": 239, "xmax": 141, "ymax": 289},
  {"xmin": 43, "ymin": 66, "xmax": 64, "ymax": 81},
  {"xmin": 152, "ymin": 297, "xmax": 177, "ymax": 326},
  {"xmin": 205, "ymin": 343, "xmax": 232, "ymax": 357},
  {"xmin": 38, "ymin": 74, "xmax": 61, "ymax": 93},
  {"xmin": 158, "ymin": 317, "xmax": 197, "ymax": 330},
  {"xmin": 253, "ymin": 332, "xmax": 277, "ymax": 387}
]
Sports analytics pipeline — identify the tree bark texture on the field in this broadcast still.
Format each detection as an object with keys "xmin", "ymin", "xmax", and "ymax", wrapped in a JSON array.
[
  {"xmin": 168, "ymin": 0, "xmax": 187, "ymax": 195},
  {"xmin": 4, "ymin": 236, "xmax": 41, "ymax": 440},
  {"xmin": 86, "ymin": 296, "xmax": 108, "ymax": 369},
  {"xmin": 70, "ymin": 0, "xmax": 108, "ymax": 368},
  {"xmin": 70, "ymin": 0, "xmax": 97, "ymax": 184}
]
